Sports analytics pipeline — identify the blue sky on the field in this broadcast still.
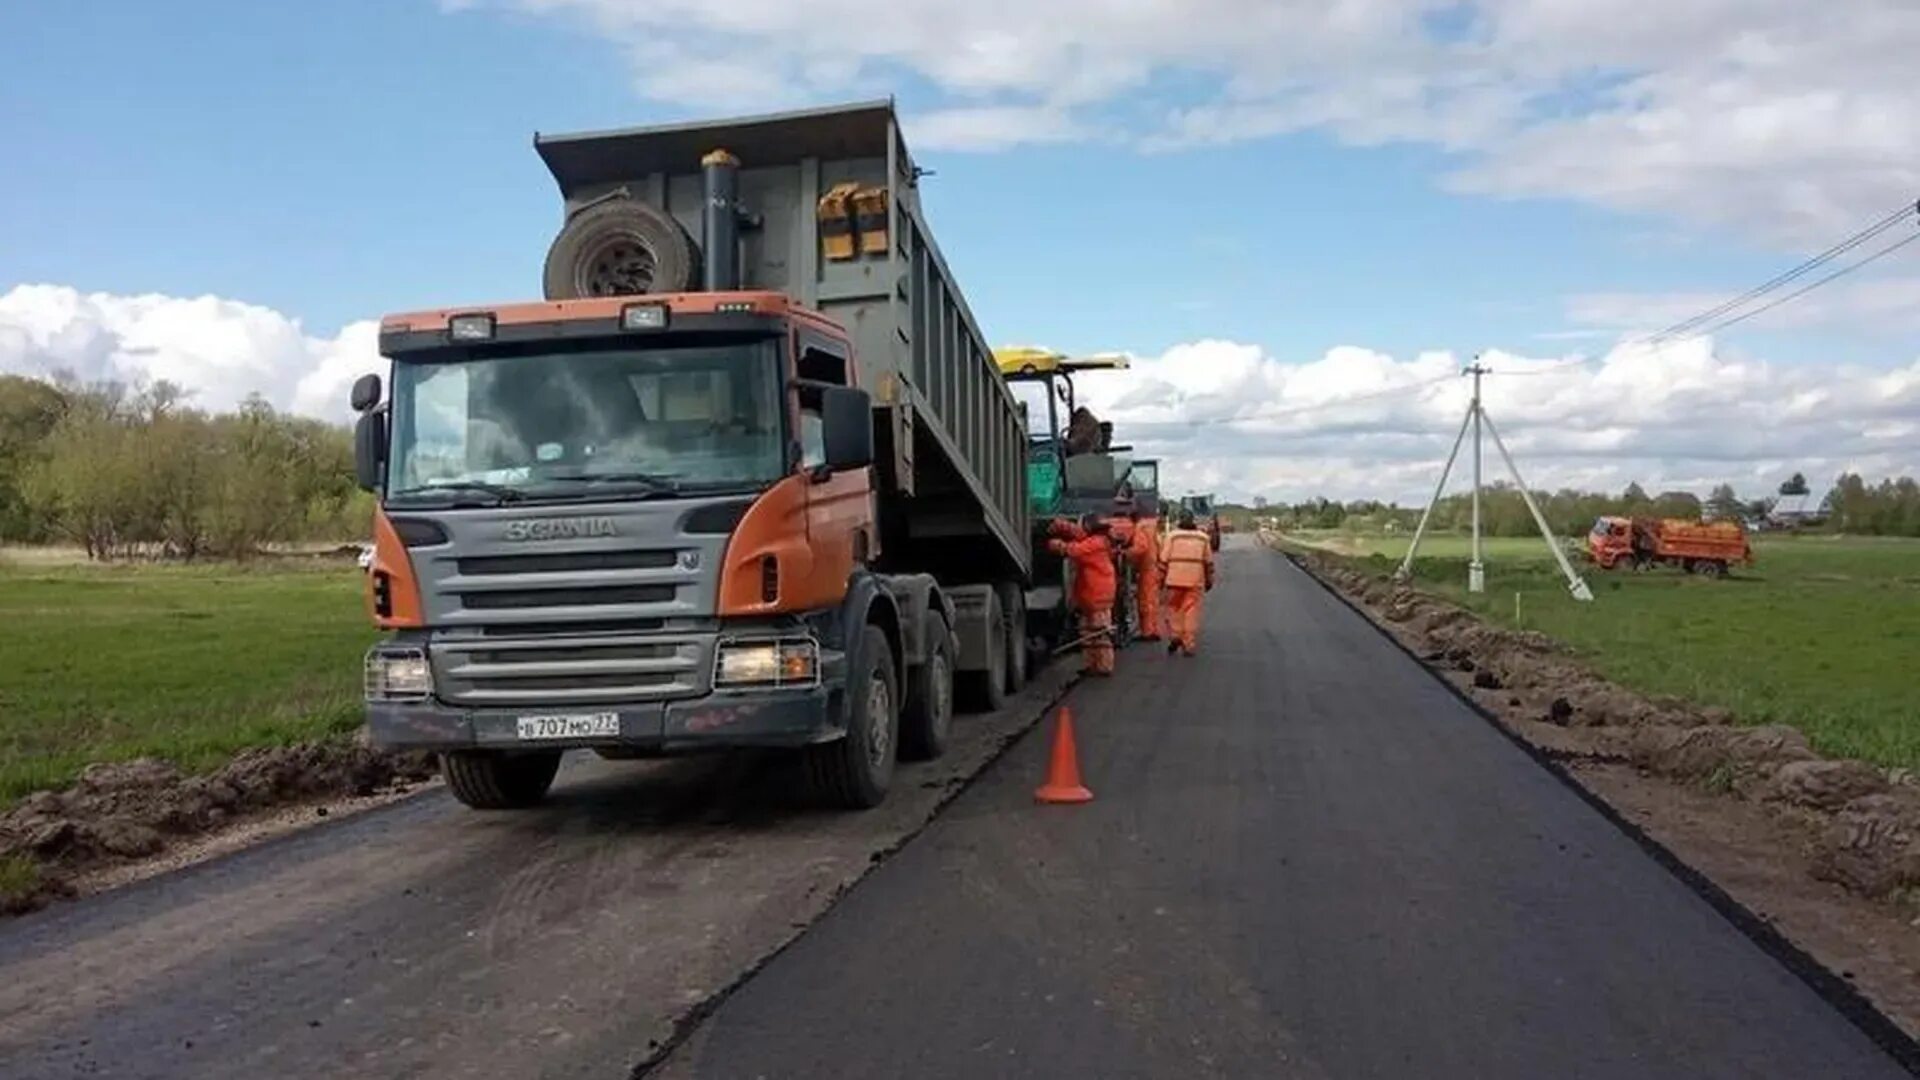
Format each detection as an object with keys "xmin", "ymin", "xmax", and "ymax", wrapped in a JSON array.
[{"xmin": 4, "ymin": 0, "xmax": 1918, "ymax": 501}]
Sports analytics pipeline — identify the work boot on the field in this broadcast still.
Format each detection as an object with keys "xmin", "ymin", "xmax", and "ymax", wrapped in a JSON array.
[{"xmin": 1166, "ymin": 640, "xmax": 1179, "ymax": 655}]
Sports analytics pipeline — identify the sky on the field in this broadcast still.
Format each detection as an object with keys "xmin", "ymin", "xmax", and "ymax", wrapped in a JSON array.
[{"xmin": 3, "ymin": 0, "xmax": 1919, "ymax": 504}]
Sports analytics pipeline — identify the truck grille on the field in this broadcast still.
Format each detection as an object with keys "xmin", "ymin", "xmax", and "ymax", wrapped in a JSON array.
[
  {"xmin": 459, "ymin": 585, "xmax": 676, "ymax": 610},
  {"xmin": 432, "ymin": 633, "xmax": 709, "ymax": 706},
  {"xmin": 456, "ymin": 550, "xmax": 675, "ymax": 575}
]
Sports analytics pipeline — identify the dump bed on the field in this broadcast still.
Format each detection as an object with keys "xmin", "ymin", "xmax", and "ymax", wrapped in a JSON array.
[
  {"xmin": 1636, "ymin": 518, "xmax": 1752, "ymax": 561},
  {"xmin": 534, "ymin": 102, "xmax": 1029, "ymax": 578}
]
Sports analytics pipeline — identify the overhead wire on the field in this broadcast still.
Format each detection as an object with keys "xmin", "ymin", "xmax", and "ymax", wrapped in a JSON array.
[{"xmin": 1482, "ymin": 196, "xmax": 1920, "ymax": 380}]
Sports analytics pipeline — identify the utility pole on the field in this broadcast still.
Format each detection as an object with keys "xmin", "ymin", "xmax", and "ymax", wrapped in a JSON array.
[
  {"xmin": 1397, "ymin": 364, "xmax": 1592, "ymax": 603},
  {"xmin": 1468, "ymin": 362, "xmax": 1486, "ymax": 594}
]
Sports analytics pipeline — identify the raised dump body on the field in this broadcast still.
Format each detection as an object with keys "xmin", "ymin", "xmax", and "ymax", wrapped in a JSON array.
[{"xmin": 533, "ymin": 101, "xmax": 1029, "ymax": 583}]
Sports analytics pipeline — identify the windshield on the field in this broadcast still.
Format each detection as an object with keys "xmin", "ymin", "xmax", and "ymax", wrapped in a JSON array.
[
  {"xmin": 387, "ymin": 336, "xmax": 784, "ymax": 502},
  {"xmin": 1008, "ymin": 379, "xmax": 1058, "ymax": 443},
  {"xmin": 1130, "ymin": 462, "xmax": 1159, "ymax": 492}
]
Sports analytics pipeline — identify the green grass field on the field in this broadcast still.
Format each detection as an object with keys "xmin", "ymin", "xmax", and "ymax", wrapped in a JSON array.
[
  {"xmin": 0, "ymin": 557, "xmax": 378, "ymax": 804},
  {"xmin": 1286, "ymin": 529, "xmax": 1920, "ymax": 769}
]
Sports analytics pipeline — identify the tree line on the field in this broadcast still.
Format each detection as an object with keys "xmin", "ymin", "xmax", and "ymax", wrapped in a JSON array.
[
  {"xmin": 0, "ymin": 374, "xmax": 371, "ymax": 560},
  {"xmin": 1252, "ymin": 472, "xmax": 1920, "ymax": 539}
]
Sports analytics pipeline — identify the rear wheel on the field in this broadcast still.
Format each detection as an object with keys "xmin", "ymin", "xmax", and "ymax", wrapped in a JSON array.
[
  {"xmin": 900, "ymin": 615, "xmax": 954, "ymax": 761},
  {"xmin": 958, "ymin": 591, "xmax": 1008, "ymax": 713},
  {"xmin": 803, "ymin": 626, "xmax": 898, "ymax": 809},
  {"xmin": 1699, "ymin": 559, "xmax": 1727, "ymax": 579},
  {"xmin": 442, "ymin": 750, "xmax": 562, "ymax": 810},
  {"xmin": 996, "ymin": 581, "xmax": 1029, "ymax": 694}
]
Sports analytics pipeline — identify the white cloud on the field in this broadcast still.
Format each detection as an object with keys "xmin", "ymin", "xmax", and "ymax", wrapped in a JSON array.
[
  {"xmin": 5, "ymin": 284, "xmax": 1916, "ymax": 505},
  {"xmin": 1074, "ymin": 336, "xmax": 1920, "ymax": 504},
  {"xmin": 448, "ymin": 0, "xmax": 1920, "ymax": 244},
  {"xmin": 0, "ymin": 285, "xmax": 381, "ymax": 422}
]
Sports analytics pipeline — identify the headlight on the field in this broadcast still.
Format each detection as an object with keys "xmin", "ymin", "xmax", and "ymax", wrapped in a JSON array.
[
  {"xmin": 365, "ymin": 647, "xmax": 433, "ymax": 701},
  {"xmin": 714, "ymin": 639, "xmax": 819, "ymax": 689}
]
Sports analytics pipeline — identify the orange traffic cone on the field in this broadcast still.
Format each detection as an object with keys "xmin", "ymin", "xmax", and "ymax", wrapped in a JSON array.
[{"xmin": 1034, "ymin": 706, "xmax": 1093, "ymax": 804}]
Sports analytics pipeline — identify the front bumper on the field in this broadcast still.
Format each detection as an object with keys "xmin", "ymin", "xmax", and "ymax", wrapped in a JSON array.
[{"xmin": 367, "ymin": 685, "xmax": 843, "ymax": 752}]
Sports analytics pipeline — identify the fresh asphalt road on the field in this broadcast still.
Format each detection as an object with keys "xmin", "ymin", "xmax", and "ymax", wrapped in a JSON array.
[
  {"xmin": 658, "ymin": 537, "xmax": 1907, "ymax": 1080},
  {"xmin": 0, "ymin": 666, "xmax": 1073, "ymax": 1079}
]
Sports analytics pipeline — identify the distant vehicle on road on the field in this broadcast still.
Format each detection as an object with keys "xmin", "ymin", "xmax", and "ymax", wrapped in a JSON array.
[
  {"xmin": 1587, "ymin": 516, "xmax": 1752, "ymax": 577},
  {"xmin": 1183, "ymin": 494, "xmax": 1223, "ymax": 551}
]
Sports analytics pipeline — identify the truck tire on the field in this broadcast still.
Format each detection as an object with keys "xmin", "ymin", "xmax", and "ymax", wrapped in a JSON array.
[
  {"xmin": 958, "ymin": 590, "xmax": 1008, "ymax": 713},
  {"xmin": 542, "ymin": 198, "xmax": 700, "ymax": 300},
  {"xmin": 996, "ymin": 581, "xmax": 1029, "ymax": 693},
  {"xmin": 900, "ymin": 614, "xmax": 954, "ymax": 761},
  {"xmin": 442, "ymin": 750, "xmax": 562, "ymax": 810},
  {"xmin": 1700, "ymin": 559, "xmax": 1727, "ymax": 579},
  {"xmin": 803, "ymin": 626, "xmax": 898, "ymax": 809}
]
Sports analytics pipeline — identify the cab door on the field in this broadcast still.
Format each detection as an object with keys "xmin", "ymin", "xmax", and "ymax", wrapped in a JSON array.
[{"xmin": 794, "ymin": 332, "xmax": 876, "ymax": 597}]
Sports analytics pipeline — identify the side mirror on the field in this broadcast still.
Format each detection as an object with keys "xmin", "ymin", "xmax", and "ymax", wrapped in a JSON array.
[
  {"xmin": 350, "ymin": 373, "xmax": 382, "ymax": 413},
  {"xmin": 821, "ymin": 385, "xmax": 874, "ymax": 471},
  {"xmin": 354, "ymin": 406, "xmax": 388, "ymax": 492}
]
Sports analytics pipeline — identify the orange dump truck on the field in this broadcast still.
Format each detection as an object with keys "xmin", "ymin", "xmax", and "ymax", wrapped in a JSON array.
[{"xmin": 1587, "ymin": 516, "xmax": 1752, "ymax": 577}]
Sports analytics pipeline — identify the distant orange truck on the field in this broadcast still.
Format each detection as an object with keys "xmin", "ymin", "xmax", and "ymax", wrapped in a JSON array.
[{"xmin": 1587, "ymin": 516, "xmax": 1752, "ymax": 577}]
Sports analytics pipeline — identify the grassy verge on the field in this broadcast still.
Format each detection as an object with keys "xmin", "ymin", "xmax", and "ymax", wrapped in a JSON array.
[
  {"xmin": 1281, "ymin": 530, "xmax": 1920, "ymax": 769},
  {"xmin": 0, "ymin": 557, "xmax": 378, "ymax": 805}
]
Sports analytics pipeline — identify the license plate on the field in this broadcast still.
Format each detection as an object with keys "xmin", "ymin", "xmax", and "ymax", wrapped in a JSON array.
[{"xmin": 515, "ymin": 712, "xmax": 620, "ymax": 740}]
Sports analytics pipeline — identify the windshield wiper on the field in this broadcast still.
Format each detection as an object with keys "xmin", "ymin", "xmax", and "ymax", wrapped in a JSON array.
[
  {"xmin": 388, "ymin": 480, "xmax": 525, "ymax": 505},
  {"xmin": 541, "ymin": 471, "xmax": 684, "ymax": 493}
]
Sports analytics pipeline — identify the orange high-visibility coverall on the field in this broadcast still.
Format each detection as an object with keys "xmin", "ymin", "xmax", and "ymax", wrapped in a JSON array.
[
  {"xmin": 1159, "ymin": 527, "xmax": 1215, "ymax": 656},
  {"xmin": 1049, "ymin": 520, "xmax": 1119, "ymax": 675},
  {"xmin": 1127, "ymin": 519, "xmax": 1162, "ymax": 640}
]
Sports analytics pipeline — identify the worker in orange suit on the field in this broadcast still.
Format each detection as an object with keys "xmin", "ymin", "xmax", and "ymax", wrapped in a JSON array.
[
  {"xmin": 1126, "ymin": 509, "xmax": 1163, "ymax": 642},
  {"xmin": 1159, "ymin": 508, "xmax": 1216, "ymax": 657},
  {"xmin": 1048, "ymin": 514, "xmax": 1119, "ymax": 676}
]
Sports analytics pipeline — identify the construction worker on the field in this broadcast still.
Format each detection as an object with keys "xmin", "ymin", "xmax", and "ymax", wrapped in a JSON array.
[
  {"xmin": 1126, "ymin": 509, "xmax": 1163, "ymax": 642},
  {"xmin": 1159, "ymin": 509, "xmax": 1215, "ymax": 657},
  {"xmin": 1048, "ymin": 514, "xmax": 1119, "ymax": 676}
]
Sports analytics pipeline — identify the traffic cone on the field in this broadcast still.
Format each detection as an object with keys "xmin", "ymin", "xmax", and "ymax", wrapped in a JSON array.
[{"xmin": 1034, "ymin": 706, "xmax": 1093, "ymax": 804}]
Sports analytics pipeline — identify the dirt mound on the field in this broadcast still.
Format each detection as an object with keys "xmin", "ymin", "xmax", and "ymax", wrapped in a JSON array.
[
  {"xmin": 1278, "ymin": 541, "xmax": 1920, "ymax": 910},
  {"xmin": 1810, "ymin": 788, "xmax": 1920, "ymax": 898},
  {"xmin": 1, "ymin": 738, "xmax": 435, "ymax": 914},
  {"xmin": 1629, "ymin": 724, "xmax": 1817, "ymax": 782}
]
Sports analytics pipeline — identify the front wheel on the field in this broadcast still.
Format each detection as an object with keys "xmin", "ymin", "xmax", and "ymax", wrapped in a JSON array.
[
  {"xmin": 442, "ymin": 750, "xmax": 562, "ymax": 810},
  {"xmin": 803, "ymin": 625, "xmax": 899, "ymax": 809}
]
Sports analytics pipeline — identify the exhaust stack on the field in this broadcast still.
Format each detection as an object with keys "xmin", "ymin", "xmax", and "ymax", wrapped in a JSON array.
[{"xmin": 702, "ymin": 149, "xmax": 741, "ymax": 291}]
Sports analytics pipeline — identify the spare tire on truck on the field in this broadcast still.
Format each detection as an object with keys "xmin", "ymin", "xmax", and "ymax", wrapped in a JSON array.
[{"xmin": 542, "ymin": 197, "xmax": 701, "ymax": 300}]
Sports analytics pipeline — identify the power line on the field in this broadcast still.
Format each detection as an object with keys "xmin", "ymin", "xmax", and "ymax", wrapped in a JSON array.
[
  {"xmin": 1643, "ymin": 202, "xmax": 1916, "ymax": 345},
  {"xmin": 1677, "ymin": 227, "xmax": 1920, "ymax": 338},
  {"xmin": 1486, "ymin": 196, "xmax": 1920, "ymax": 379}
]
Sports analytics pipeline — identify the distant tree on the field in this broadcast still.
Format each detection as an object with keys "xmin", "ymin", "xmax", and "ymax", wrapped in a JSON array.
[
  {"xmin": 1780, "ymin": 472, "xmax": 1810, "ymax": 497},
  {"xmin": 1650, "ymin": 490, "xmax": 1703, "ymax": 520},
  {"xmin": 0, "ymin": 375, "xmax": 70, "ymax": 540},
  {"xmin": 1705, "ymin": 483, "xmax": 1743, "ymax": 521}
]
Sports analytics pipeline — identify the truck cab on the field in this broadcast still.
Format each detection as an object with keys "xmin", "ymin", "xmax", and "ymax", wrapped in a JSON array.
[
  {"xmin": 1587, "ymin": 516, "xmax": 1634, "ymax": 568},
  {"xmin": 353, "ymin": 103, "xmax": 1038, "ymax": 812}
]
